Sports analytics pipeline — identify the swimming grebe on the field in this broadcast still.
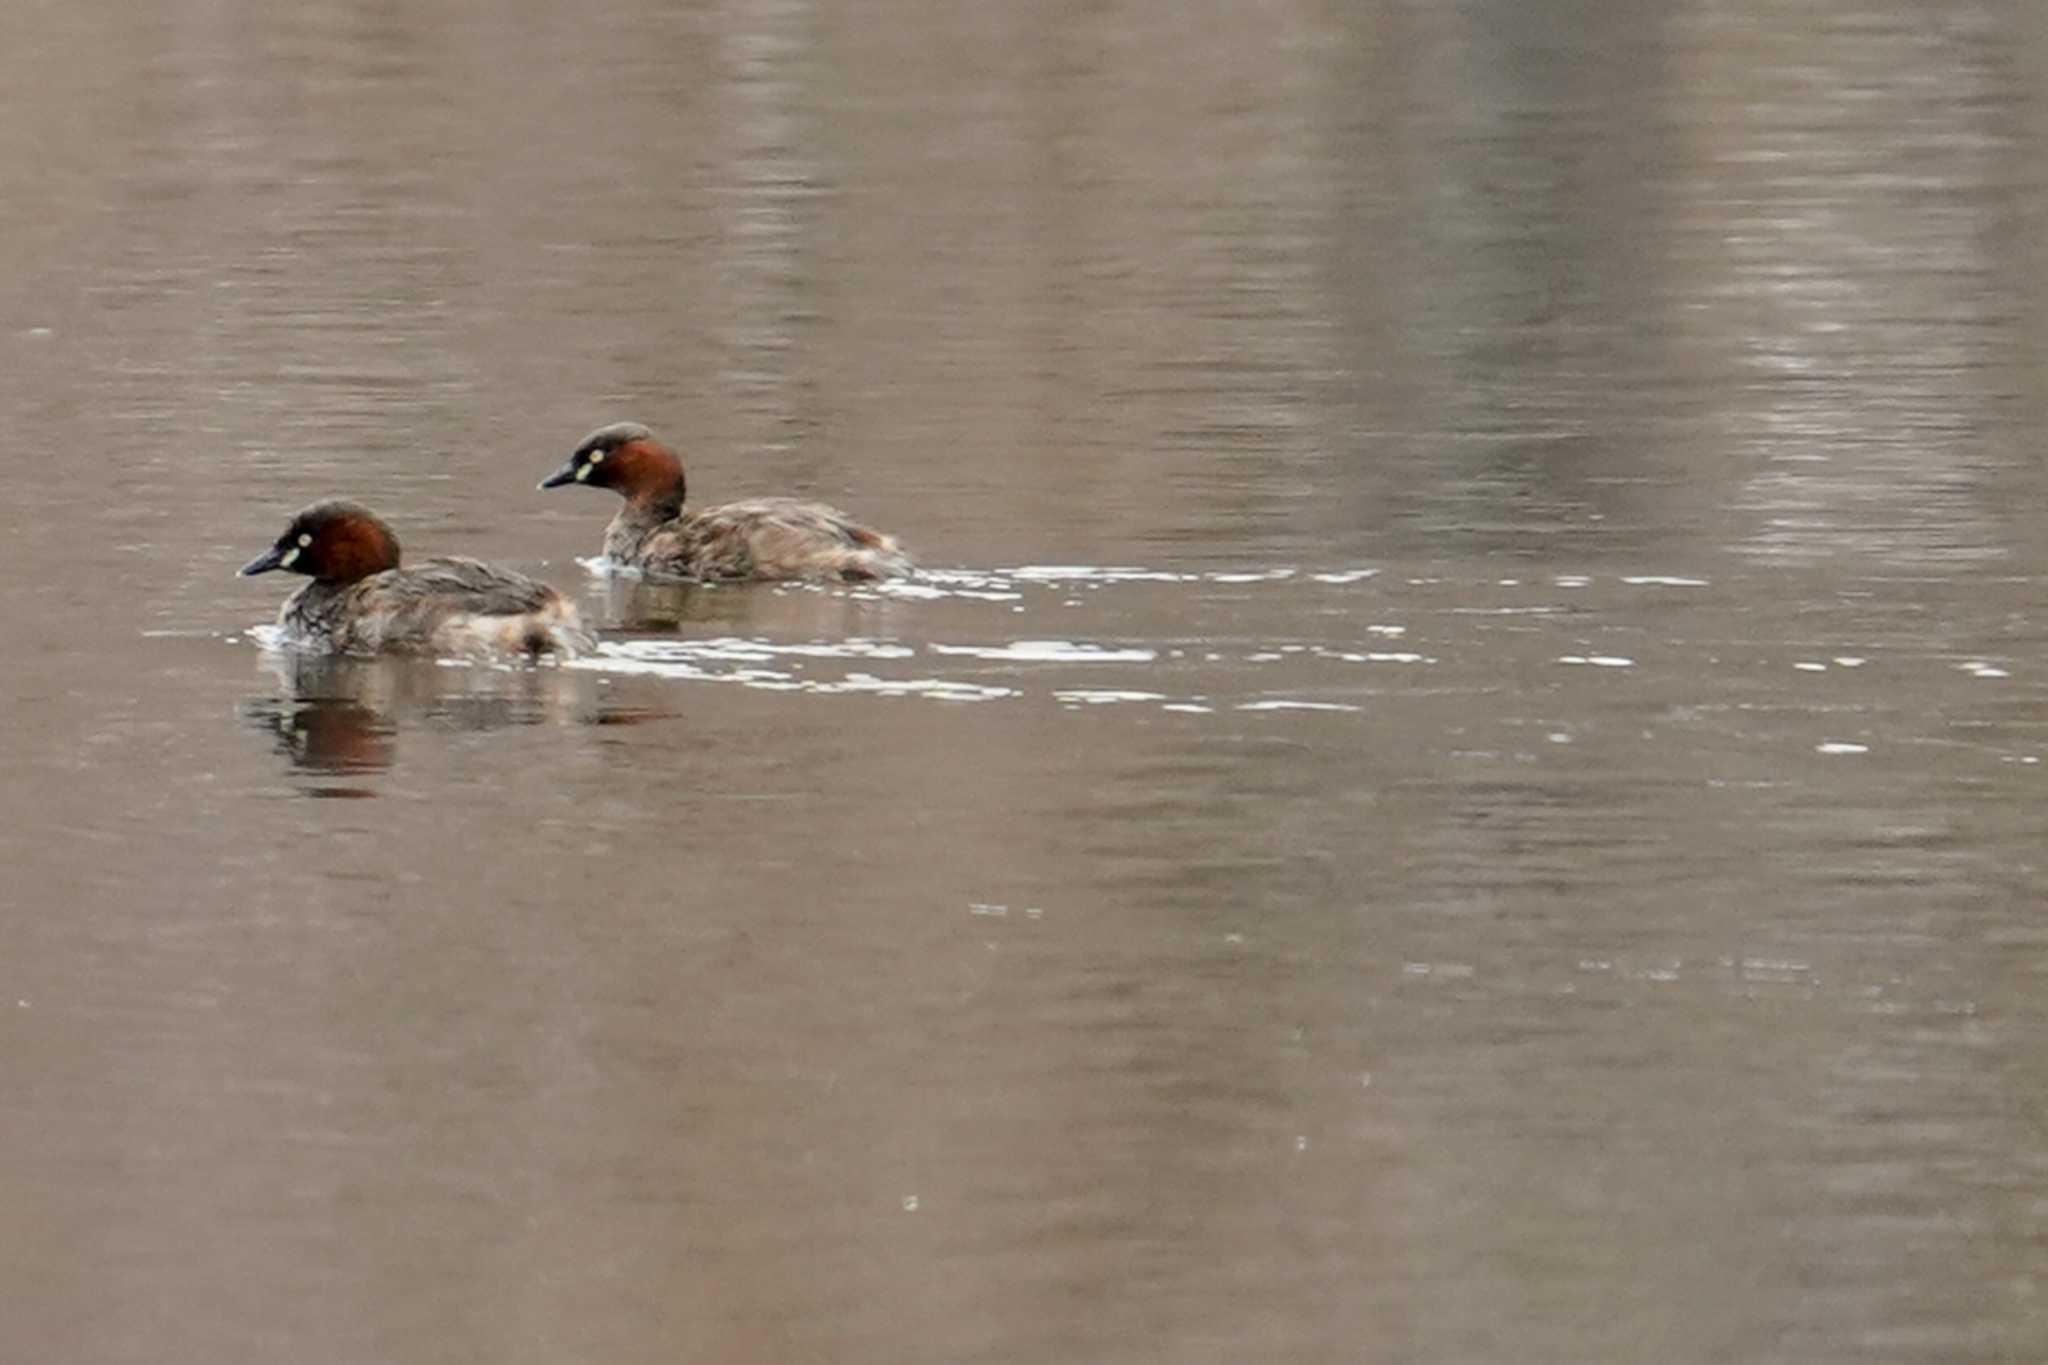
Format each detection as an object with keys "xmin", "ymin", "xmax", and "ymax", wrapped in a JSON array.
[
  {"xmin": 239, "ymin": 500, "xmax": 592, "ymax": 657},
  {"xmin": 537, "ymin": 422, "xmax": 914, "ymax": 582}
]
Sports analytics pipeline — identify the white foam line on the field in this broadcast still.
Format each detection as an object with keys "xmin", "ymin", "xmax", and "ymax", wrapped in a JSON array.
[
  {"xmin": 930, "ymin": 640, "xmax": 1158, "ymax": 663},
  {"xmin": 1323, "ymin": 650, "xmax": 1431, "ymax": 664},
  {"xmin": 1238, "ymin": 700, "xmax": 1361, "ymax": 712},
  {"xmin": 918, "ymin": 570, "xmax": 1014, "ymax": 587},
  {"xmin": 584, "ymin": 638, "xmax": 914, "ymax": 664},
  {"xmin": 1008, "ymin": 565, "xmax": 1197, "ymax": 583},
  {"xmin": 825, "ymin": 674, "xmax": 1017, "ymax": 701},
  {"xmin": 684, "ymin": 637, "xmax": 917, "ymax": 661},
  {"xmin": 582, "ymin": 562, "xmax": 1383, "ymax": 594},
  {"xmin": 569, "ymin": 649, "xmax": 1016, "ymax": 702},
  {"xmin": 859, "ymin": 576, "xmax": 1023, "ymax": 599}
]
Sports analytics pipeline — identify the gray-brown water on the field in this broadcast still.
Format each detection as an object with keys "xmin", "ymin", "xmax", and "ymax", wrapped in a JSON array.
[{"xmin": 6, "ymin": 3, "xmax": 2048, "ymax": 1361}]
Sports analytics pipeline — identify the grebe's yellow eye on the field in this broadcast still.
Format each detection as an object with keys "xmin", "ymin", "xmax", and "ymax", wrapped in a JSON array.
[{"xmin": 297, "ymin": 532, "xmax": 313, "ymax": 547}]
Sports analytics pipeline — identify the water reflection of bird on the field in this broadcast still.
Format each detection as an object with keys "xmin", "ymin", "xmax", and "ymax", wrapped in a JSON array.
[
  {"xmin": 240, "ymin": 654, "xmax": 401, "ymax": 785},
  {"xmin": 239, "ymin": 650, "xmax": 651, "ymax": 793},
  {"xmin": 596, "ymin": 576, "xmax": 733, "ymax": 633},
  {"xmin": 241, "ymin": 692, "xmax": 394, "ymax": 780}
]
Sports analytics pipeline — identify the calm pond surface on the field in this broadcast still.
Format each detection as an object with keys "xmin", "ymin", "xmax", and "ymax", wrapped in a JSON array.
[{"xmin": 5, "ymin": 2, "xmax": 2048, "ymax": 1362}]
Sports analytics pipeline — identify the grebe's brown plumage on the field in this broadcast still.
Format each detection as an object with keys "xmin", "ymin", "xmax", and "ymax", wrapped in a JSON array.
[
  {"xmin": 238, "ymin": 500, "xmax": 592, "ymax": 658},
  {"xmin": 537, "ymin": 422, "xmax": 915, "ymax": 582}
]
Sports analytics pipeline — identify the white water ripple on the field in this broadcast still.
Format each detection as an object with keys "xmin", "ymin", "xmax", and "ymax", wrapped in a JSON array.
[{"xmin": 931, "ymin": 640, "xmax": 1158, "ymax": 663}]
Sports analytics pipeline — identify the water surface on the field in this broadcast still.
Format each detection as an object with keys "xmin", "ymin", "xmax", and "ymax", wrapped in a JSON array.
[{"xmin": 5, "ymin": 2, "xmax": 2048, "ymax": 1362}]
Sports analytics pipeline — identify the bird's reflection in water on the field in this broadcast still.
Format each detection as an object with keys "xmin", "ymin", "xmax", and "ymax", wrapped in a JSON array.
[
  {"xmin": 595, "ymin": 571, "xmax": 910, "ymax": 636},
  {"xmin": 599, "ymin": 575, "xmax": 745, "ymax": 632},
  {"xmin": 240, "ymin": 650, "xmax": 663, "ymax": 796}
]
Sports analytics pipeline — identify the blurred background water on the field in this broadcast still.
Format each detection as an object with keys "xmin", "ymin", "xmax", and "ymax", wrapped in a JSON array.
[{"xmin": 5, "ymin": 2, "xmax": 2048, "ymax": 1361}]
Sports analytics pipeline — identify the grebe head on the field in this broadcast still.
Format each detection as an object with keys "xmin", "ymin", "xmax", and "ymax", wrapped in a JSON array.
[
  {"xmin": 538, "ymin": 421, "xmax": 685, "ymax": 508},
  {"xmin": 239, "ymin": 500, "xmax": 402, "ymax": 584}
]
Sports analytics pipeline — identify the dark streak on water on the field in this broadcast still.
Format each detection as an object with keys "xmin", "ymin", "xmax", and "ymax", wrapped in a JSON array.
[{"xmin": 5, "ymin": 3, "xmax": 2048, "ymax": 1363}]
